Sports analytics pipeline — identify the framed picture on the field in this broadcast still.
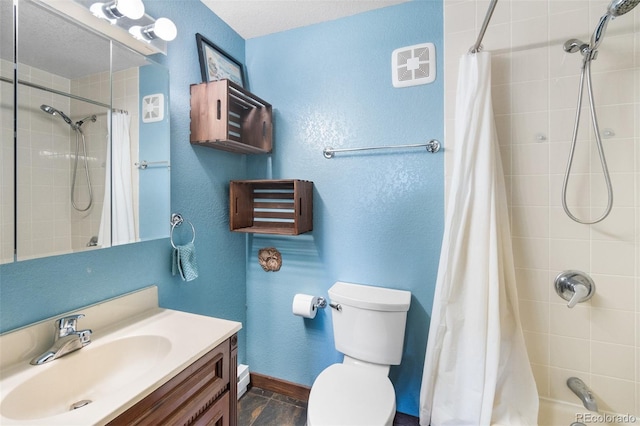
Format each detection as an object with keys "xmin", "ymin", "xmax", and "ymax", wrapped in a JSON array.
[{"xmin": 196, "ymin": 33, "xmax": 245, "ymax": 88}]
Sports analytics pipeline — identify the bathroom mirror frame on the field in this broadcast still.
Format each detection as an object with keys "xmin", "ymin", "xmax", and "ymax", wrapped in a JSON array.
[{"xmin": 0, "ymin": 0, "xmax": 171, "ymax": 264}]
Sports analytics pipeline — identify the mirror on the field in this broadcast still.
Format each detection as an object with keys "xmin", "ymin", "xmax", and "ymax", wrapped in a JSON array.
[{"xmin": 0, "ymin": 0, "xmax": 170, "ymax": 263}]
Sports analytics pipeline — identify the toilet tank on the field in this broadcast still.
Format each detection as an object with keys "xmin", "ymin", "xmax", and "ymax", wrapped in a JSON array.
[{"xmin": 328, "ymin": 281, "xmax": 411, "ymax": 366}]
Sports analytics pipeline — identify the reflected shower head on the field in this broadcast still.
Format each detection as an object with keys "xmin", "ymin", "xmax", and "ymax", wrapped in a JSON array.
[
  {"xmin": 607, "ymin": 0, "xmax": 640, "ymax": 16},
  {"xmin": 40, "ymin": 104, "xmax": 75, "ymax": 128}
]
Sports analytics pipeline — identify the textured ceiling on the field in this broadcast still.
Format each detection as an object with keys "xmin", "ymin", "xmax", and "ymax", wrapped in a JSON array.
[{"xmin": 200, "ymin": 0, "xmax": 411, "ymax": 39}]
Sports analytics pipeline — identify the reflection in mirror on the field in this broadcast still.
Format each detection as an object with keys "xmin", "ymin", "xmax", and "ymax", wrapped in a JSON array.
[
  {"xmin": 0, "ymin": 1, "xmax": 14, "ymax": 263},
  {"xmin": 0, "ymin": 0, "xmax": 170, "ymax": 264}
]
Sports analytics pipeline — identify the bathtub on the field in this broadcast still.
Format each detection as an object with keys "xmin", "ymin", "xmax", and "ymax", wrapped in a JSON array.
[{"xmin": 538, "ymin": 398, "xmax": 637, "ymax": 426}]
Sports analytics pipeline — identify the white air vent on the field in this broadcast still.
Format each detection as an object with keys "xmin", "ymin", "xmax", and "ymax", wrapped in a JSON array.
[
  {"xmin": 142, "ymin": 93, "xmax": 164, "ymax": 123},
  {"xmin": 391, "ymin": 43, "xmax": 436, "ymax": 88}
]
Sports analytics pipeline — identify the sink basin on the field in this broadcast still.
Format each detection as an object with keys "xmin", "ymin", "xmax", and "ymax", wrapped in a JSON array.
[
  {"xmin": 1, "ymin": 335, "xmax": 171, "ymax": 421},
  {"xmin": 0, "ymin": 289, "xmax": 242, "ymax": 426}
]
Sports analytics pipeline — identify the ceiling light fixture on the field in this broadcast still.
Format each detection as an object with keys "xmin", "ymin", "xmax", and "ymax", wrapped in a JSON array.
[
  {"xmin": 90, "ymin": 0, "xmax": 145, "ymax": 23},
  {"xmin": 129, "ymin": 17, "xmax": 177, "ymax": 42}
]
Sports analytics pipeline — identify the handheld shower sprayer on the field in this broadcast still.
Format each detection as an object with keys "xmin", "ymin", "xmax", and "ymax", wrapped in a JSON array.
[
  {"xmin": 39, "ymin": 104, "xmax": 95, "ymax": 212},
  {"xmin": 40, "ymin": 104, "xmax": 75, "ymax": 129},
  {"xmin": 591, "ymin": 0, "xmax": 639, "ymax": 54},
  {"xmin": 560, "ymin": 0, "xmax": 638, "ymax": 224}
]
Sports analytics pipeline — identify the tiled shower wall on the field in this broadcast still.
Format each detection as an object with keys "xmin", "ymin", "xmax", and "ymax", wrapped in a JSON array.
[
  {"xmin": 444, "ymin": 0, "xmax": 639, "ymax": 416},
  {"xmin": 11, "ymin": 61, "xmax": 75, "ymax": 260},
  {"xmin": 1, "ymin": 60, "xmax": 17, "ymax": 263}
]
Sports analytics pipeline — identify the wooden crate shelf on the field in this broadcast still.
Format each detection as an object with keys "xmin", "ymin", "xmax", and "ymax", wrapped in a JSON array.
[
  {"xmin": 229, "ymin": 180, "xmax": 313, "ymax": 235},
  {"xmin": 190, "ymin": 80, "xmax": 272, "ymax": 154}
]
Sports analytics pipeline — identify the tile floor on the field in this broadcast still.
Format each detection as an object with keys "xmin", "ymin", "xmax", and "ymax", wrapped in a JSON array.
[{"xmin": 238, "ymin": 386, "xmax": 420, "ymax": 426}]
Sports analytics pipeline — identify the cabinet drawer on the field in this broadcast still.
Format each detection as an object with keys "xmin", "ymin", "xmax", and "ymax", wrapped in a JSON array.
[{"xmin": 195, "ymin": 391, "xmax": 230, "ymax": 426}]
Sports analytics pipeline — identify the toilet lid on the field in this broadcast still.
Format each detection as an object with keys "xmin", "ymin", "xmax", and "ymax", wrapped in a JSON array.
[{"xmin": 307, "ymin": 364, "xmax": 396, "ymax": 426}]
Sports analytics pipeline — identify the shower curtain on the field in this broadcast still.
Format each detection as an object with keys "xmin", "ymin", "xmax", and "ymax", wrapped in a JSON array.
[
  {"xmin": 98, "ymin": 111, "xmax": 135, "ymax": 247},
  {"xmin": 419, "ymin": 52, "xmax": 538, "ymax": 425}
]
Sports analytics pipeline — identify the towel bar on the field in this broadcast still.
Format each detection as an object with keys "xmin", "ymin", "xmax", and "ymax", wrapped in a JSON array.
[{"xmin": 322, "ymin": 139, "xmax": 440, "ymax": 159}]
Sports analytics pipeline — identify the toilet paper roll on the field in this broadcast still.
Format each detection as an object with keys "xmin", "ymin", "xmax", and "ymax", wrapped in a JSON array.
[{"xmin": 292, "ymin": 294, "xmax": 318, "ymax": 319}]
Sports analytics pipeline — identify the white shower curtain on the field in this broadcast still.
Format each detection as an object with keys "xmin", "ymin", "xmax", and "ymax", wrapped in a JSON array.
[
  {"xmin": 419, "ymin": 52, "xmax": 538, "ymax": 425},
  {"xmin": 98, "ymin": 111, "xmax": 135, "ymax": 247}
]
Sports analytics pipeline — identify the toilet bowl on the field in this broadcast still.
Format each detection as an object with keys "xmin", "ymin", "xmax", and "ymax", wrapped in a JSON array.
[
  {"xmin": 306, "ymin": 282, "xmax": 411, "ymax": 426},
  {"xmin": 307, "ymin": 364, "xmax": 396, "ymax": 426}
]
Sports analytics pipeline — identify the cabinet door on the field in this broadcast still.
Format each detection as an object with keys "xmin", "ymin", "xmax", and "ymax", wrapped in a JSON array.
[{"xmin": 108, "ymin": 338, "xmax": 232, "ymax": 426}]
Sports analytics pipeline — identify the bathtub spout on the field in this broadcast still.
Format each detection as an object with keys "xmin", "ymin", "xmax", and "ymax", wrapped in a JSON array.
[{"xmin": 567, "ymin": 377, "xmax": 598, "ymax": 412}]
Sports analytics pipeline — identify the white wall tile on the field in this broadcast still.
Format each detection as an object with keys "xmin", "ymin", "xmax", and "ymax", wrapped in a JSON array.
[
  {"xmin": 549, "ymin": 335, "xmax": 590, "ymax": 372},
  {"xmin": 550, "ymin": 239, "xmax": 591, "ymax": 272},
  {"xmin": 550, "ymin": 303, "xmax": 590, "ymax": 339},
  {"xmin": 591, "ymin": 308, "xmax": 635, "ymax": 345},
  {"xmin": 591, "ymin": 341, "xmax": 635, "ymax": 380},
  {"xmin": 590, "ymin": 274, "xmax": 636, "ymax": 311},
  {"xmin": 591, "ymin": 240, "xmax": 635, "ymax": 276},
  {"xmin": 590, "ymin": 375, "xmax": 637, "ymax": 416},
  {"xmin": 516, "ymin": 267, "xmax": 550, "ymax": 301},
  {"xmin": 512, "ymin": 206, "xmax": 549, "ymax": 238}
]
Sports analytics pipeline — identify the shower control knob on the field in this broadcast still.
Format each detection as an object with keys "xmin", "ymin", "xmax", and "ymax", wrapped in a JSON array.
[
  {"xmin": 554, "ymin": 270, "xmax": 595, "ymax": 308},
  {"xmin": 567, "ymin": 284, "xmax": 589, "ymax": 308}
]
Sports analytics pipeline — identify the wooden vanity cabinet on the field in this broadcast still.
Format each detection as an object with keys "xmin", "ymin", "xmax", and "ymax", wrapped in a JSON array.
[{"xmin": 108, "ymin": 334, "xmax": 238, "ymax": 426}]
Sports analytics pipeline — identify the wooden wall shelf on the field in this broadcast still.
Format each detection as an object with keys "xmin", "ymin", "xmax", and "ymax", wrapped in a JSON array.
[
  {"xmin": 190, "ymin": 80, "xmax": 272, "ymax": 154},
  {"xmin": 230, "ymin": 180, "xmax": 313, "ymax": 235}
]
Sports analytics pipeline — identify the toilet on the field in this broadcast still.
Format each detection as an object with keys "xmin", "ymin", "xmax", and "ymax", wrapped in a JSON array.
[{"xmin": 307, "ymin": 281, "xmax": 411, "ymax": 426}]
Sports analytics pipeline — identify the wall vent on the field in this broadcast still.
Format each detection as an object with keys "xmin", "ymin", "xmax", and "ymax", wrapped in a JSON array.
[
  {"xmin": 142, "ymin": 93, "xmax": 164, "ymax": 123},
  {"xmin": 391, "ymin": 43, "xmax": 436, "ymax": 88}
]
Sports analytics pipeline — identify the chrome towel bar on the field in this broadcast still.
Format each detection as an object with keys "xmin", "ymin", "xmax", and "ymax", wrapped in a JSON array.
[
  {"xmin": 135, "ymin": 160, "xmax": 170, "ymax": 170},
  {"xmin": 323, "ymin": 139, "xmax": 440, "ymax": 159}
]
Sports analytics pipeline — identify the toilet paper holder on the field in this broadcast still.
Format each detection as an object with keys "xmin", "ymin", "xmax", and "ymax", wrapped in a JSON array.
[{"xmin": 315, "ymin": 297, "xmax": 327, "ymax": 309}]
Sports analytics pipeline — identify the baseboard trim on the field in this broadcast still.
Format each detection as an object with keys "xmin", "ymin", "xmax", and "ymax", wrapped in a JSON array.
[{"xmin": 250, "ymin": 372, "xmax": 311, "ymax": 402}]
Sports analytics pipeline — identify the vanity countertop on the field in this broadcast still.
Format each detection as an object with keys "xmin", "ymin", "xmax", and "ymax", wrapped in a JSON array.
[{"xmin": 0, "ymin": 287, "xmax": 241, "ymax": 425}]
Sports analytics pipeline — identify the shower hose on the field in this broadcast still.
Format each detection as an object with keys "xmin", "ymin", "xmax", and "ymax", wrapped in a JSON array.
[{"xmin": 562, "ymin": 53, "xmax": 613, "ymax": 224}]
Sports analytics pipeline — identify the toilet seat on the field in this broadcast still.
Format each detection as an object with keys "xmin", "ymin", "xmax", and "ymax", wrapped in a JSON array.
[{"xmin": 307, "ymin": 364, "xmax": 396, "ymax": 426}]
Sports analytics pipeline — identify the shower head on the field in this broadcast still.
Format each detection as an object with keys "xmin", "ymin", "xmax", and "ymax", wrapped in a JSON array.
[
  {"xmin": 40, "ymin": 104, "xmax": 75, "ymax": 128},
  {"xmin": 590, "ymin": 0, "xmax": 639, "ymax": 52},
  {"xmin": 607, "ymin": 0, "xmax": 640, "ymax": 16}
]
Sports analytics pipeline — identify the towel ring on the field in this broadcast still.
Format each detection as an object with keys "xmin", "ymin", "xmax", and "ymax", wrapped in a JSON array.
[{"xmin": 170, "ymin": 214, "xmax": 195, "ymax": 249}]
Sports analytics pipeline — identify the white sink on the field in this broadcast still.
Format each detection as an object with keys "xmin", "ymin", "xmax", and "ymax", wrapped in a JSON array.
[
  {"xmin": 1, "ymin": 335, "xmax": 171, "ymax": 421},
  {"xmin": 0, "ymin": 287, "xmax": 242, "ymax": 426}
]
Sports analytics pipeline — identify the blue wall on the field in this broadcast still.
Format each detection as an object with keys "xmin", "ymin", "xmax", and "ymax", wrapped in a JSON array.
[
  {"xmin": 0, "ymin": 0, "xmax": 443, "ymax": 417},
  {"xmin": 244, "ymin": 1, "xmax": 443, "ymax": 416}
]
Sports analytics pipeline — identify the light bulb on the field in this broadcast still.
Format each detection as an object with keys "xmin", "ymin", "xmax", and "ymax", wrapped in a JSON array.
[
  {"xmin": 116, "ymin": 0, "xmax": 145, "ymax": 19},
  {"xmin": 90, "ymin": 0, "xmax": 145, "ymax": 22},
  {"xmin": 129, "ymin": 17, "xmax": 177, "ymax": 42},
  {"xmin": 153, "ymin": 18, "xmax": 177, "ymax": 41}
]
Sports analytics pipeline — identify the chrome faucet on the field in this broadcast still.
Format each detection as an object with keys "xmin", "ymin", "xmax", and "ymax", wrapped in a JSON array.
[
  {"xmin": 30, "ymin": 314, "xmax": 92, "ymax": 365},
  {"xmin": 567, "ymin": 377, "xmax": 598, "ymax": 412}
]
